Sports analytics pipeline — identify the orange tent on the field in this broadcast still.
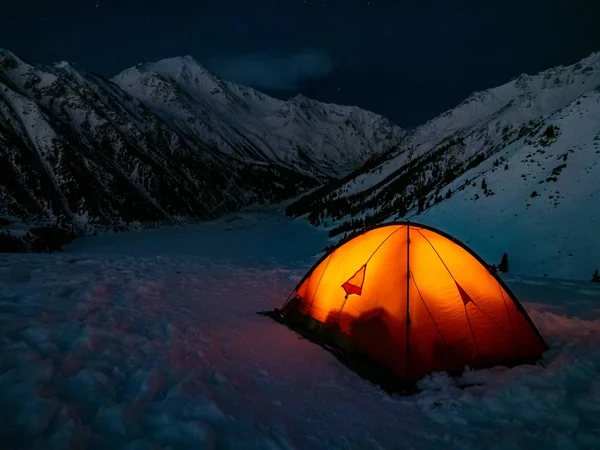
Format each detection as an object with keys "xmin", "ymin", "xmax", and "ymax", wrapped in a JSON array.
[{"xmin": 268, "ymin": 222, "xmax": 547, "ymax": 386}]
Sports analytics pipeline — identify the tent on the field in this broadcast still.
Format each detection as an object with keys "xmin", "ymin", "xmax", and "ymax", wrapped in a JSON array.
[{"xmin": 262, "ymin": 222, "xmax": 547, "ymax": 389}]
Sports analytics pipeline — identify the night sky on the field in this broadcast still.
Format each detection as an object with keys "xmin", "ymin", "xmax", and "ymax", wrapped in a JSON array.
[{"xmin": 2, "ymin": 0, "xmax": 600, "ymax": 127}]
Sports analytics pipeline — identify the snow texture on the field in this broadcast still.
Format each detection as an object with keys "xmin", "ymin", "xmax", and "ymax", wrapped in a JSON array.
[{"xmin": 1, "ymin": 208, "xmax": 599, "ymax": 449}]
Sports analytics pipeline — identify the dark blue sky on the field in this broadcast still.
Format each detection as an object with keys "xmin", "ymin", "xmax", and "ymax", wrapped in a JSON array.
[{"xmin": 2, "ymin": 0, "xmax": 599, "ymax": 126}]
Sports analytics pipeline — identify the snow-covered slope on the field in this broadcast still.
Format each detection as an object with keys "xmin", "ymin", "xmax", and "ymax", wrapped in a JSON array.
[
  {"xmin": 1, "ymin": 210, "xmax": 599, "ymax": 448},
  {"xmin": 0, "ymin": 49, "xmax": 402, "ymax": 236},
  {"xmin": 286, "ymin": 51, "xmax": 600, "ymax": 280},
  {"xmin": 112, "ymin": 56, "xmax": 405, "ymax": 178},
  {"xmin": 416, "ymin": 94, "xmax": 600, "ymax": 280}
]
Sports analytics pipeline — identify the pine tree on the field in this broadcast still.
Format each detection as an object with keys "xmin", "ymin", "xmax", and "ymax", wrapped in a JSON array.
[
  {"xmin": 481, "ymin": 178, "xmax": 487, "ymax": 191},
  {"xmin": 544, "ymin": 125, "xmax": 556, "ymax": 139},
  {"xmin": 445, "ymin": 189, "xmax": 452, "ymax": 199},
  {"xmin": 499, "ymin": 252, "xmax": 509, "ymax": 273},
  {"xmin": 417, "ymin": 197, "xmax": 425, "ymax": 214},
  {"xmin": 504, "ymin": 164, "xmax": 509, "ymax": 170},
  {"xmin": 592, "ymin": 269, "xmax": 600, "ymax": 283}
]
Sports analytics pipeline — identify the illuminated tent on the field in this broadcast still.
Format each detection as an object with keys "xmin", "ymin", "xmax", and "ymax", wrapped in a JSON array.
[{"xmin": 265, "ymin": 223, "xmax": 547, "ymax": 388}]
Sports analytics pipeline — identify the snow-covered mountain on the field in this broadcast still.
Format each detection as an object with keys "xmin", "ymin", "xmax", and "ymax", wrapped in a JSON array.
[
  {"xmin": 287, "ymin": 51, "xmax": 600, "ymax": 280},
  {"xmin": 0, "ymin": 49, "xmax": 403, "ymax": 240},
  {"xmin": 111, "ymin": 56, "xmax": 404, "ymax": 178}
]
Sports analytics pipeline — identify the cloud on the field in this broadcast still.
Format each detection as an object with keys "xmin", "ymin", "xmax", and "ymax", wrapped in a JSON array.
[{"xmin": 206, "ymin": 50, "xmax": 334, "ymax": 90}]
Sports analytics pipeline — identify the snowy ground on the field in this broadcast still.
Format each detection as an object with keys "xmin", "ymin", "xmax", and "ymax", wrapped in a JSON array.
[{"xmin": 1, "ymin": 208, "xmax": 600, "ymax": 449}]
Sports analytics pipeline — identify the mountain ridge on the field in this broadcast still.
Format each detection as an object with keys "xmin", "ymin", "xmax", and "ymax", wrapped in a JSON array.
[
  {"xmin": 285, "ymin": 50, "xmax": 600, "ymax": 279},
  {"xmin": 0, "ymin": 48, "xmax": 404, "ymax": 250},
  {"xmin": 111, "ymin": 55, "xmax": 405, "ymax": 178}
]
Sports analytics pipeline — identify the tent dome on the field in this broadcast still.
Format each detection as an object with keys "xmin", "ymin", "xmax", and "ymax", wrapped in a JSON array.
[{"xmin": 274, "ymin": 223, "xmax": 547, "ymax": 385}]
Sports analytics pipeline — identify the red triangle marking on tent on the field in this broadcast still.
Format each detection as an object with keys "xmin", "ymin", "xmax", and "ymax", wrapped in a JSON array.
[
  {"xmin": 455, "ymin": 281, "xmax": 473, "ymax": 305},
  {"xmin": 342, "ymin": 264, "xmax": 367, "ymax": 296}
]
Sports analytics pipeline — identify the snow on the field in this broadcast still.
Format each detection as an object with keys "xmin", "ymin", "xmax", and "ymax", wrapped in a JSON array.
[
  {"xmin": 416, "ymin": 90, "xmax": 600, "ymax": 280},
  {"xmin": 2, "ymin": 47, "xmax": 404, "ymax": 231},
  {"xmin": 304, "ymin": 52, "xmax": 600, "ymax": 281},
  {"xmin": 0, "ymin": 49, "xmax": 58, "ymax": 90},
  {"xmin": 332, "ymin": 50, "xmax": 600, "ymax": 197},
  {"xmin": 2, "ymin": 90, "xmax": 57, "ymax": 161},
  {"xmin": 1, "ymin": 207, "xmax": 600, "ymax": 449},
  {"xmin": 0, "ymin": 87, "xmax": 71, "ymax": 211},
  {"xmin": 111, "ymin": 55, "xmax": 405, "ymax": 178}
]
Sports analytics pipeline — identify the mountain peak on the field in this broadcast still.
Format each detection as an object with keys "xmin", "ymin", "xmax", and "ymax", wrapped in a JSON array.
[
  {"xmin": 0, "ymin": 49, "xmax": 404, "ymax": 241},
  {"xmin": 0, "ymin": 48, "xmax": 15, "ymax": 57},
  {"xmin": 136, "ymin": 55, "xmax": 215, "ymax": 80},
  {"xmin": 0, "ymin": 48, "xmax": 22, "ymax": 66},
  {"xmin": 53, "ymin": 61, "xmax": 75, "ymax": 70},
  {"xmin": 112, "ymin": 56, "xmax": 205, "ymax": 88},
  {"xmin": 290, "ymin": 93, "xmax": 309, "ymax": 102},
  {"xmin": 287, "ymin": 94, "xmax": 318, "ymax": 110},
  {"xmin": 156, "ymin": 55, "xmax": 203, "ymax": 68}
]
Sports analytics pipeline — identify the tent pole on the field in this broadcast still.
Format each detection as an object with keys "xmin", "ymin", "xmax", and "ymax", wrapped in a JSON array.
[
  {"xmin": 280, "ymin": 289, "xmax": 296, "ymax": 311},
  {"xmin": 406, "ymin": 222, "xmax": 411, "ymax": 377}
]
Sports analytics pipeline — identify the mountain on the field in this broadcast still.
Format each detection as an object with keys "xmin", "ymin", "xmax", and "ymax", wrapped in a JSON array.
[
  {"xmin": 286, "ymin": 51, "xmax": 600, "ymax": 280},
  {"xmin": 0, "ymin": 49, "xmax": 404, "ymax": 249},
  {"xmin": 111, "ymin": 56, "xmax": 405, "ymax": 178}
]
